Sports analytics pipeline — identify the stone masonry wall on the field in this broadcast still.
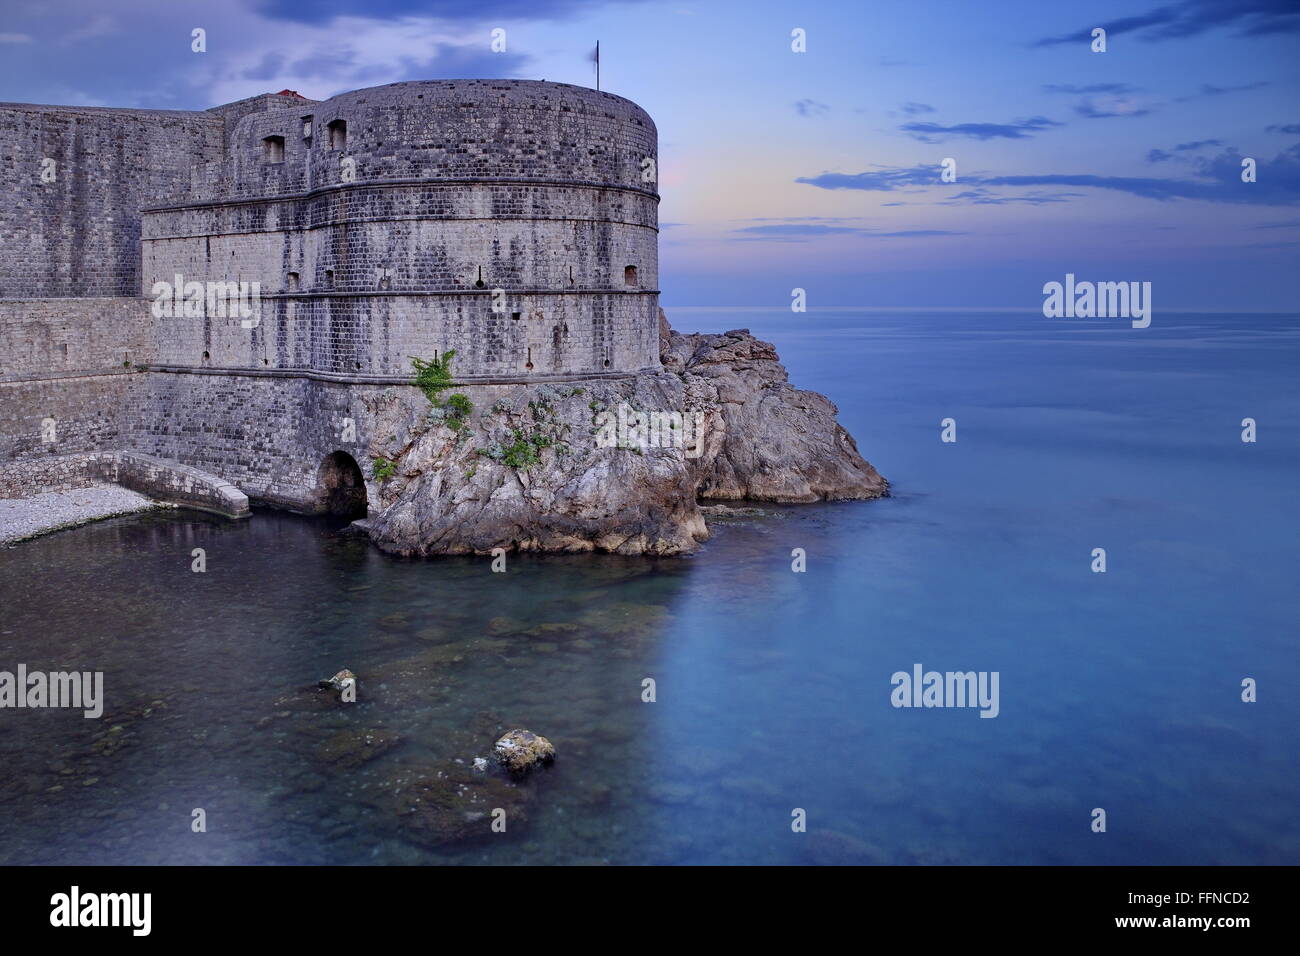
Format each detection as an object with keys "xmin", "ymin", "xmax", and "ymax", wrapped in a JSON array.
[{"xmin": 0, "ymin": 104, "xmax": 222, "ymax": 297}]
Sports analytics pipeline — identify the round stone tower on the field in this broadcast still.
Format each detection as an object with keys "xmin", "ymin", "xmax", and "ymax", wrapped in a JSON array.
[{"xmin": 142, "ymin": 79, "xmax": 661, "ymax": 381}]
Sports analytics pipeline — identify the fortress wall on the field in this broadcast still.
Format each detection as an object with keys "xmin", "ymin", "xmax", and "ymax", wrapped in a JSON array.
[
  {"xmin": 142, "ymin": 185, "xmax": 658, "ymax": 293},
  {"xmin": 0, "ymin": 105, "xmax": 223, "ymax": 297},
  {"xmin": 1, "ymin": 80, "xmax": 663, "ymax": 507},
  {"xmin": 210, "ymin": 80, "xmax": 657, "ymax": 201},
  {"xmin": 0, "ymin": 298, "xmax": 155, "ymax": 380},
  {"xmin": 144, "ymin": 292, "xmax": 658, "ymax": 378},
  {"xmin": 0, "ymin": 298, "xmax": 156, "ymax": 495},
  {"xmin": 0, "ymin": 375, "xmax": 144, "ymax": 494},
  {"xmin": 129, "ymin": 372, "xmax": 383, "ymax": 510}
]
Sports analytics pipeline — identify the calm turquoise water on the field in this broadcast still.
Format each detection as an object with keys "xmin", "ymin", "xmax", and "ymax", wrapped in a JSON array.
[{"xmin": 1, "ymin": 310, "xmax": 1297, "ymax": 865}]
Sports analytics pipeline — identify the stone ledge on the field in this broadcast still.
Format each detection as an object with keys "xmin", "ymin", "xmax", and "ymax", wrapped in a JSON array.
[{"xmin": 0, "ymin": 451, "xmax": 249, "ymax": 519}]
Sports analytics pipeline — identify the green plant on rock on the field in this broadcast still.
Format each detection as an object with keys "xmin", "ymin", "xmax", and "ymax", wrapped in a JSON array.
[
  {"xmin": 410, "ymin": 350, "xmax": 455, "ymax": 402},
  {"xmin": 372, "ymin": 456, "xmax": 397, "ymax": 481},
  {"xmin": 411, "ymin": 350, "xmax": 474, "ymax": 430}
]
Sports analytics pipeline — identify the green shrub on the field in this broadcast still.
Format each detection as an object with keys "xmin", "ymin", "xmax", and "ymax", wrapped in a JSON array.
[{"xmin": 410, "ymin": 350, "xmax": 456, "ymax": 403}]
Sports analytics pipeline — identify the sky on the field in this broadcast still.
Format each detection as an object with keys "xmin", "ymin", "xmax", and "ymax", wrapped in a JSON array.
[{"xmin": 2, "ymin": 0, "xmax": 1298, "ymax": 309}]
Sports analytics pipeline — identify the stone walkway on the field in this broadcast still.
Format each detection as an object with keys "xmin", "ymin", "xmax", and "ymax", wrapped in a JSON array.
[{"xmin": 0, "ymin": 484, "xmax": 158, "ymax": 545}]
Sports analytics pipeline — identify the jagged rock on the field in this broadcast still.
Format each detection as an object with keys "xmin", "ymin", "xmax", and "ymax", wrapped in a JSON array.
[
  {"xmin": 360, "ymin": 311, "xmax": 886, "ymax": 556},
  {"xmin": 494, "ymin": 729, "xmax": 556, "ymax": 775}
]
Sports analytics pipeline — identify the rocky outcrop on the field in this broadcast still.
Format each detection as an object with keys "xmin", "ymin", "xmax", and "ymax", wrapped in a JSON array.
[
  {"xmin": 359, "ymin": 311, "xmax": 886, "ymax": 556},
  {"xmin": 494, "ymin": 729, "xmax": 557, "ymax": 775}
]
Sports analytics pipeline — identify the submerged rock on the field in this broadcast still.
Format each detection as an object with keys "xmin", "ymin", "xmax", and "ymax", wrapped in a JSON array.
[
  {"xmin": 494, "ymin": 729, "xmax": 556, "ymax": 775},
  {"xmin": 364, "ymin": 758, "xmax": 532, "ymax": 849},
  {"xmin": 314, "ymin": 727, "xmax": 401, "ymax": 769},
  {"xmin": 359, "ymin": 310, "xmax": 886, "ymax": 556}
]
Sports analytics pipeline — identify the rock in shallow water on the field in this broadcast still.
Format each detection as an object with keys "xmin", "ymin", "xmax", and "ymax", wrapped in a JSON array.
[
  {"xmin": 494, "ymin": 729, "xmax": 556, "ymax": 775},
  {"xmin": 317, "ymin": 669, "xmax": 356, "ymax": 694}
]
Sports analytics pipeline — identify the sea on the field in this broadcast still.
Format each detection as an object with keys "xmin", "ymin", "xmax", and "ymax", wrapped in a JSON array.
[{"xmin": 1, "ymin": 308, "xmax": 1296, "ymax": 865}]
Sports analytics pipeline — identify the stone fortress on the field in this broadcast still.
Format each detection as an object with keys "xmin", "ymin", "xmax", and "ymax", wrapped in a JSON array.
[{"xmin": 1, "ymin": 80, "xmax": 663, "ymax": 516}]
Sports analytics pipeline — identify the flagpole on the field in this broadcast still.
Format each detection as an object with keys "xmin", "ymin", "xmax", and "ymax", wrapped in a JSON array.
[{"xmin": 596, "ymin": 41, "xmax": 600, "ymax": 90}]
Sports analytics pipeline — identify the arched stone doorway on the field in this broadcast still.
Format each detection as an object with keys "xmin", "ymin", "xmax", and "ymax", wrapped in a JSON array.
[{"xmin": 317, "ymin": 451, "xmax": 368, "ymax": 518}]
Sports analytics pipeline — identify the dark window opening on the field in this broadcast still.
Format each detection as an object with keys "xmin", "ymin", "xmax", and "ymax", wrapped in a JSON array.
[
  {"xmin": 287, "ymin": 272, "xmax": 300, "ymax": 291},
  {"xmin": 624, "ymin": 265, "xmax": 638, "ymax": 287},
  {"xmin": 510, "ymin": 311, "xmax": 521, "ymax": 321},
  {"xmin": 262, "ymin": 135, "xmax": 285, "ymax": 163},
  {"xmin": 327, "ymin": 119, "xmax": 347, "ymax": 151},
  {"xmin": 325, "ymin": 270, "xmax": 334, "ymax": 288},
  {"xmin": 202, "ymin": 351, "xmax": 210, "ymax": 362}
]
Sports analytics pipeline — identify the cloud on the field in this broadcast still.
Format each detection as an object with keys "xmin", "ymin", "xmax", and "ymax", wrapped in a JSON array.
[
  {"xmin": 730, "ymin": 222, "xmax": 965, "ymax": 241},
  {"xmin": 1266, "ymin": 123, "xmax": 1300, "ymax": 134},
  {"xmin": 900, "ymin": 117, "xmax": 1063, "ymax": 142},
  {"xmin": 797, "ymin": 145, "xmax": 1300, "ymax": 206},
  {"xmin": 937, "ymin": 188, "xmax": 1083, "ymax": 206},
  {"xmin": 0, "ymin": 32, "xmax": 34, "ymax": 44},
  {"xmin": 1074, "ymin": 96, "xmax": 1152, "ymax": 119},
  {"xmin": 1034, "ymin": 0, "xmax": 1300, "ymax": 46},
  {"xmin": 1147, "ymin": 139, "xmax": 1223, "ymax": 162},
  {"xmin": 794, "ymin": 98, "xmax": 829, "ymax": 117},
  {"xmin": 900, "ymin": 101, "xmax": 935, "ymax": 115},
  {"xmin": 1176, "ymin": 80, "xmax": 1270, "ymax": 101},
  {"xmin": 794, "ymin": 165, "xmax": 944, "ymax": 191},
  {"xmin": 1043, "ymin": 83, "xmax": 1142, "ymax": 94},
  {"xmin": 256, "ymin": 0, "xmax": 642, "ymax": 24}
]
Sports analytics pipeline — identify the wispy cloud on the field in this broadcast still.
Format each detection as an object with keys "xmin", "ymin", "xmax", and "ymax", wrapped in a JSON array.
[
  {"xmin": 794, "ymin": 98, "xmax": 829, "ymax": 117},
  {"xmin": 1034, "ymin": 0, "xmax": 1300, "ymax": 46},
  {"xmin": 900, "ymin": 101, "xmax": 935, "ymax": 115},
  {"xmin": 1147, "ymin": 139, "xmax": 1224, "ymax": 163},
  {"xmin": 794, "ymin": 165, "xmax": 943, "ymax": 191},
  {"xmin": 1043, "ymin": 83, "xmax": 1142, "ymax": 95},
  {"xmin": 1176, "ymin": 80, "xmax": 1270, "ymax": 101},
  {"xmin": 1266, "ymin": 122, "xmax": 1300, "ymax": 134},
  {"xmin": 731, "ymin": 222, "xmax": 965, "ymax": 242},
  {"xmin": 900, "ymin": 116, "xmax": 1063, "ymax": 142},
  {"xmin": 1074, "ymin": 96, "xmax": 1153, "ymax": 119},
  {"xmin": 798, "ymin": 145, "xmax": 1300, "ymax": 206}
]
